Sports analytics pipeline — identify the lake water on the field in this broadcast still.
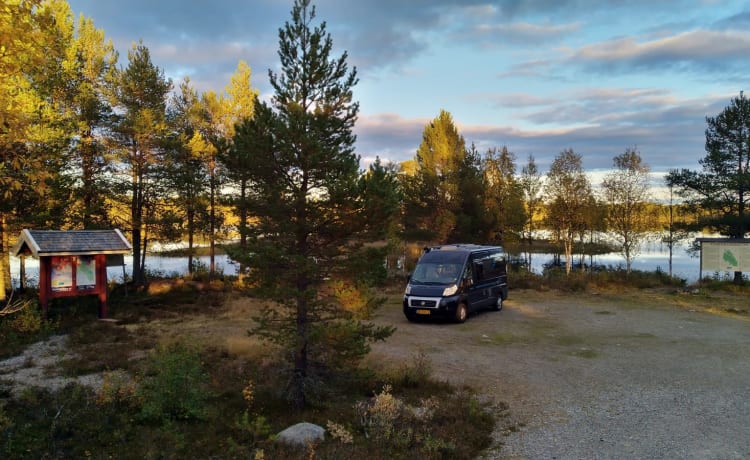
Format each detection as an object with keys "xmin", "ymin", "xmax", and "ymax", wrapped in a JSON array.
[
  {"xmin": 8, "ymin": 254, "xmax": 239, "ymax": 289},
  {"xmin": 6, "ymin": 235, "xmax": 730, "ymax": 288}
]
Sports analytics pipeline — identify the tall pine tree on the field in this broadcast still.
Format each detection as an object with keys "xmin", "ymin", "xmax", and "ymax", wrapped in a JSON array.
[
  {"xmin": 112, "ymin": 42, "xmax": 172, "ymax": 286},
  {"xmin": 667, "ymin": 92, "xmax": 750, "ymax": 283},
  {"xmin": 231, "ymin": 0, "xmax": 392, "ymax": 409}
]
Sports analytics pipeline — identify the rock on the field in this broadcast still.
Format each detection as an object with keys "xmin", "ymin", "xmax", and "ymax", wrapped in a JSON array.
[{"xmin": 276, "ymin": 422, "xmax": 325, "ymax": 447}]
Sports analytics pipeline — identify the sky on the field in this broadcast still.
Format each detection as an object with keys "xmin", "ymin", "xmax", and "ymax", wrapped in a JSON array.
[{"xmin": 66, "ymin": 0, "xmax": 750, "ymax": 185}]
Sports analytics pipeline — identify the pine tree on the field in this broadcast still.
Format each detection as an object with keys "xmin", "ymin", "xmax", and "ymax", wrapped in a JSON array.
[
  {"xmin": 667, "ymin": 92, "xmax": 750, "ymax": 283},
  {"xmin": 403, "ymin": 110, "xmax": 467, "ymax": 242},
  {"xmin": 231, "ymin": 0, "xmax": 392, "ymax": 409},
  {"xmin": 112, "ymin": 42, "xmax": 172, "ymax": 286}
]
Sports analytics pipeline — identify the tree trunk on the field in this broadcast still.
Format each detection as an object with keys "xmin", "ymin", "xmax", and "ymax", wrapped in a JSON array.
[
  {"xmin": 564, "ymin": 231, "xmax": 573, "ymax": 275},
  {"xmin": 131, "ymin": 164, "xmax": 144, "ymax": 286},
  {"xmin": 292, "ymin": 290, "xmax": 309, "ymax": 410},
  {"xmin": 187, "ymin": 208, "xmax": 195, "ymax": 275},
  {"xmin": 209, "ymin": 157, "xmax": 216, "ymax": 278},
  {"xmin": 0, "ymin": 214, "xmax": 7, "ymax": 302},
  {"xmin": 238, "ymin": 180, "xmax": 247, "ymax": 281}
]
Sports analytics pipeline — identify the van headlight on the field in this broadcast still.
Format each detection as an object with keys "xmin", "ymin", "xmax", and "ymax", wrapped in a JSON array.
[
  {"xmin": 442, "ymin": 284, "xmax": 458, "ymax": 296},
  {"xmin": 405, "ymin": 284, "xmax": 412, "ymax": 295}
]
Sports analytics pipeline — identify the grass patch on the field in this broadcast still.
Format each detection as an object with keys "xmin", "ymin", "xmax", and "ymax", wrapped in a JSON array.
[
  {"xmin": 0, "ymin": 283, "xmax": 503, "ymax": 460},
  {"xmin": 556, "ymin": 335, "xmax": 585, "ymax": 346},
  {"xmin": 565, "ymin": 348, "xmax": 599, "ymax": 359},
  {"xmin": 483, "ymin": 332, "xmax": 519, "ymax": 345},
  {"xmin": 509, "ymin": 265, "xmax": 687, "ymax": 293}
]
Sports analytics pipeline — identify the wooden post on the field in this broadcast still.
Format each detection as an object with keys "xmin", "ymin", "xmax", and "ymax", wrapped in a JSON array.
[
  {"xmin": 39, "ymin": 257, "xmax": 50, "ymax": 317},
  {"xmin": 19, "ymin": 256, "xmax": 25, "ymax": 292},
  {"xmin": 96, "ymin": 254, "xmax": 108, "ymax": 318}
]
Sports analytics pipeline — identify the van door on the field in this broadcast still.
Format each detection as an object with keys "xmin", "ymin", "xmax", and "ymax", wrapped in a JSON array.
[{"xmin": 466, "ymin": 252, "xmax": 492, "ymax": 310}]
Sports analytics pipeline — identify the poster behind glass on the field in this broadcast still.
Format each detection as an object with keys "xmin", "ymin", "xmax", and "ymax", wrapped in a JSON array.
[
  {"xmin": 51, "ymin": 256, "xmax": 73, "ymax": 291},
  {"xmin": 77, "ymin": 256, "xmax": 96, "ymax": 289}
]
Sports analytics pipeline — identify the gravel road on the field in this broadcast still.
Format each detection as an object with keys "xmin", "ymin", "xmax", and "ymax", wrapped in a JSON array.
[{"xmin": 369, "ymin": 290, "xmax": 750, "ymax": 459}]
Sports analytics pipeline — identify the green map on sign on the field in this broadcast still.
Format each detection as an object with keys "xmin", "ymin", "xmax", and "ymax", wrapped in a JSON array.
[{"xmin": 723, "ymin": 249, "xmax": 739, "ymax": 267}]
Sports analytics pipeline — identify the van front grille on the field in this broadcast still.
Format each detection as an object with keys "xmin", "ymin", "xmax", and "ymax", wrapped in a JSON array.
[{"xmin": 409, "ymin": 298, "xmax": 437, "ymax": 308}]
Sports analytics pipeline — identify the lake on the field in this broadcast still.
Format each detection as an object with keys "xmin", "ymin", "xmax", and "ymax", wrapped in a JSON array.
[{"xmin": 5, "ymin": 235, "xmax": 728, "ymax": 289}]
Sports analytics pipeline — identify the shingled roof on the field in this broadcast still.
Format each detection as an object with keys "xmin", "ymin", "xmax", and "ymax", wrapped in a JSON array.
[{"xmin": 13, "ymin": 229, "xmax": 132, "ymax": 258}]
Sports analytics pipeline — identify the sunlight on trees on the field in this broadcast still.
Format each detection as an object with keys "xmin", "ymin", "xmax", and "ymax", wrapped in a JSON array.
[
  {"xmin": 544, "ymin": 149, "xmax": 593, "ymax": 275},
  {"xmin": 229, "ymin": 0, "xmax": 393, "ymax": 410},
  {"xmin": 601, "ymin": 148, "xmax": 652, "ymax": 273},
  {"xmin": 1, "ymin": 0, "xmax": 742, "ymax": 300},
  {"xmin": 667, "ymin": 91, "xmax": 750, "ymax": 283}
]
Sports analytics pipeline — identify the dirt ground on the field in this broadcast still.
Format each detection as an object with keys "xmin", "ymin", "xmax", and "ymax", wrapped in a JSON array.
[
  {"xmin": 368, "ymin": 288, "xmax": 750, "ymax": 459},
  {"xmin": 2, "ymin": 287, "xmax": 749, "ymax": 459}
]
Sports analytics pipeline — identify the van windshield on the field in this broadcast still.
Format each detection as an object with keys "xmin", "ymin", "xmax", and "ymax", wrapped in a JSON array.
[{"xmin": 410, "ymin": 263, "xmax": 462, "ymax": 285}]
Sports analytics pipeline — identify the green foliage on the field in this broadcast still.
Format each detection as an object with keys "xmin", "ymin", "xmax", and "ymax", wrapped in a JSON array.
[
  {"xmin": 602, "ymin": 148, "xmax": 653, "ymax": 272},
  {"xmin": 137, "ymin": 342, "xmax": 210, "ymax": 423},
  {"xmin": 0, "ymin": 298, "xmax": 57, "ymax": 359},
  {"xmin": 403, "ymin": 110, "xmax": 468, "ymax": 243},
  {"xmin": 509, "ymin": 263, "xmax": 687, "ymax": 292},
  {"xmin": 113, "ymin": 40, "xmax": 173, "ymax": 286},
  {"xmin": 359, "ymin": 157, "xmax": 403, "ymax": 240},
  {"xmin": 339, "ymin": 245, "xmax": 390, "ymax": 287},
  {"xmin": 230, "ymin": 0, "xmax": 397, "ymax": 410},
  {"xmin": 353, "ymin": 384, "xmax": 493, "ymax": 459},
  {"xmin": 390, "ymin": 351, "xmax": 433, "ymax": 388},
  {"xmin": 667, "ymin": 92, "xmax": 750, "ymax": 243},
  {"xmin": 482, "ymin": 145, "xmax": 526, "ymax": 243},
  {"xmin": 544, "ymin": 149, "xmax": 594, "ymax": 275},
  {"xmin": 7, "ymin": 299, "xmax": 45, "ymax": 334}
]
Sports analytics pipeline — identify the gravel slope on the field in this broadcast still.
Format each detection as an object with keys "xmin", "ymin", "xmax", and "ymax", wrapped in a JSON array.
[{"xmin": 369, "ymin": 290, "xmax": 750, "ymax": 459}]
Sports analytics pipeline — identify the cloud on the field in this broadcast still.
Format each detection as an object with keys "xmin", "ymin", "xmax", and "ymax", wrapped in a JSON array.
[
  {"xmin": 471, "ymin": 21, "xmax": 581, "ymax": 45},
  {"xmin": 712, "ymin": 10, "xmax": 750, "ymax": 30},
  {"xmin": 354, "ymin": 91, "xmax": 732, "ymax": 173},
  {"xmin": 572, "ymin": 29, "xmax": 750, "ymax": 74}
]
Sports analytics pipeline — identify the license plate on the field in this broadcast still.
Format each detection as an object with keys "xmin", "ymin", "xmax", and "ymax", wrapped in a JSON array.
[{"xmin": 416, "ymin": 309, "xmax": 431, "ymax": 315}]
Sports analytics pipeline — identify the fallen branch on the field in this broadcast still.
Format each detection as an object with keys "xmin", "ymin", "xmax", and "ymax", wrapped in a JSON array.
[{"xmin": 0, "ymin": 290, "xmax": 33, "ymax": 317}]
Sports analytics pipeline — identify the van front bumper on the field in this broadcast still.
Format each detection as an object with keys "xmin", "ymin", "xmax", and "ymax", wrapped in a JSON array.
[{"xmin": 403, "ymin": 295, "xmax": 460, "ymax": 319}]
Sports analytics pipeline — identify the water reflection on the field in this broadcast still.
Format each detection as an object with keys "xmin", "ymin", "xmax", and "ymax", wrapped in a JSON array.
[
  {"xmin": 9, "ymin": 254, "xmax": 238, "ymax": 289},
  {"xmin": 7, "ymin": 236, "xmax": 735, "ymax": 288},
  {"xmin": 513, "ymin": 237, "xmax": 701, "ymax": 282}
]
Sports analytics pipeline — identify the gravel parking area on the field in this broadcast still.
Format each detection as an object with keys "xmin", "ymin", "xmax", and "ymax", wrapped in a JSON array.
[{"xmin": 370, "ymin": 290, "xmax": 750, "ymax": 459}]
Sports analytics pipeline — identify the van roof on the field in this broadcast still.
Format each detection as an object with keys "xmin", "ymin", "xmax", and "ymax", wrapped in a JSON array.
[{"xmin": 424, "ymin": 244, "xmax": 502, "ymax": 254}]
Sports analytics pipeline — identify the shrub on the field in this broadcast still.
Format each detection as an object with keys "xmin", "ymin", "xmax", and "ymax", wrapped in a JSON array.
[
  {"xmin": 8, "ymin": 299, "xmax": 45, "ymax": 334},
  {"xmin": 392, "ymin": 351, "xmax": 433, "ymax": 388},
  {"xmin": 137, "ymin": 342, "xmax": 210, "ymax": 423}
]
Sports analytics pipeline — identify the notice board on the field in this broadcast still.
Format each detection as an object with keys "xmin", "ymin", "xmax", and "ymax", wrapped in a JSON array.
[{"xmin": 700, "ymin": 241, "xmax": 750, "ymax": 272}]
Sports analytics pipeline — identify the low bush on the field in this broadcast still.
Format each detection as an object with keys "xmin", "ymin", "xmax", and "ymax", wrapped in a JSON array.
[
  {"xmin": 137, "ymin": 342, "xmax": 211, "ymax": 423},
  {"xmin": 508, "ymin": 265, "xmax": 686, "ymax": 293}
]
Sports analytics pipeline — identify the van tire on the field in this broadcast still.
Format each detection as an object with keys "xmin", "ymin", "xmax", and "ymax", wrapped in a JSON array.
[
  {"xmin": 455, "ymin": 303, "xmax": 468, "ymax": 323},
  {"xmin": 492, "ymin": 296, "xmax": 503, "ymax": 311},
  {"xmin": 405, "ymin": 312, "xmax": 420, "ymax": 323}
]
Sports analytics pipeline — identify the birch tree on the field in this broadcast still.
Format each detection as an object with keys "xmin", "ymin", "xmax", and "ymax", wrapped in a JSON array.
[
  {"xmin": 545, "ymin": 149, "xmax": 592, "ymax": 275},
  {"xmin": 601, "ymin": 148, "xmax": 652, "ymax": 273}
]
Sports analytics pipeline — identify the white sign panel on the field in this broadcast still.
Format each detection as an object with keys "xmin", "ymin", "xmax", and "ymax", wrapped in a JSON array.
[{"xmin": 701, "ymin": 242, "xmax": 750, "ymax": 272}]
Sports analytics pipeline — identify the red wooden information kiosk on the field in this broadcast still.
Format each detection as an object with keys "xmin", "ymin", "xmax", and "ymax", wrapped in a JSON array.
[{"xmin": 12, "ymin": 229, "xmax": 132, "ymax": 318}]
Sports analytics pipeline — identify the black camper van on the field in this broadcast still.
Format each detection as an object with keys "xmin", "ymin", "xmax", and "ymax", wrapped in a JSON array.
[{"xmin": 403, "ymin": 244, "xmax": 508, "ymax": 323}]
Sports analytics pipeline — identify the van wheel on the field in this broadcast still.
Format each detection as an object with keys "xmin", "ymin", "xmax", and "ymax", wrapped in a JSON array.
[
  {"xmin": 405, "ymin": 313, "xmax": 420, "ymax": 323},
  {"xmin": 455, "ymin": 303, "xmax": 468, "ymax": 323},
  {"xmin": 492, "ymin": 296, "xmax": 503, "ymax": 311}
]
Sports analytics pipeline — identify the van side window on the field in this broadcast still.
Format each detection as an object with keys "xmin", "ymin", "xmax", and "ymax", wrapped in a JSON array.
[
  {"xmin": 463, "ymin": 263, "xmax": 473, "ymax": 283},
  {"xmin": 472, "ymin": 250, "xmax": 506, "ymax": 279}
]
